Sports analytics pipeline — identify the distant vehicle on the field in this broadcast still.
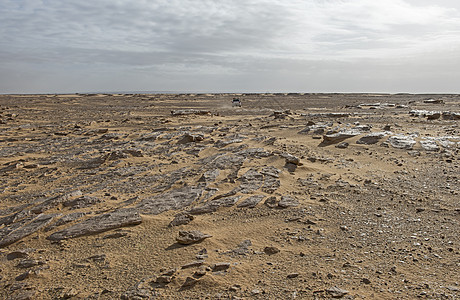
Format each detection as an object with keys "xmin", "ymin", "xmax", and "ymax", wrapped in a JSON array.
[{"xmin": 232, "ymin": 98, "xmax": 242, "ymax": 107}]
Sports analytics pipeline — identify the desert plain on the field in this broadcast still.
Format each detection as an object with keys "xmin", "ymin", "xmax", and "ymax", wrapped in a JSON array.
[{"xmin": 0, "ymin": 93, "xmax": 459, "ymax": 299}]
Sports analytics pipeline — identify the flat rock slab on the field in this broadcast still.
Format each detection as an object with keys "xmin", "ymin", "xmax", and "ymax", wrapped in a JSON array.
[
  {"xmin": 47, "ymin": 209, "xmax": 142, "ymax": 241},
  {"xmin": 0, "ymin": 213, "xmax": 60, "ymax": 248}
]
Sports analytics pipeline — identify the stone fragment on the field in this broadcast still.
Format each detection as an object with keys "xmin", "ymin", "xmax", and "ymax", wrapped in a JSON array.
[
  {"xmin": 16, "ymin": 259, "xmax": 45, "ymax": 269},
  {"xmin": 121, "ymin": 279, "xmax": 155, "ymax": 300},
  {"xmin": 15, "ymin": 270, "xmax": 31, "ymax": 281},
  {"xmin": 181, "ymin": 260, "xmax": 204, "ymax": 269},
  {"xmin": 7, "ymin": 250, "xmax": 31, "ymax": 260},
  {"xmin": 44, "ymin": 212, "xmax": 86, "ymax": 232},
  {"xmin": 278, "ymin": 195, "xmax": 299, "ymax": 208},
  {"xmin": 47, "ymin": 209, "xmax": 141, "ymax": 241},
  {"xmin": 264, "ymin": 196, "xmax": 278, "ymax": 208},
  {"xmin": 169, "ymin": 214, "xmax": 194, "ymax": 227},
  {"xmin": 31, "ymin": 190, "xmax": 83, "ymax": 214},
  {"xmin": 356, "ymin": 132, "xmax": 386, "ymax": 145},
  {"xmin": 171, "ymin": 109, "xmax": 211, "ymax": 116},
  {"xmin": 442, "ymin": 111, "xmax": 460, "ymax": 120},
  {"xmin": 264, "ymin": 246, "xmax": 280, "ymax": 255},
  {"xmin": 103, "ymin": 231, "xmax": 128, "ymax": 239},
  {"xmin": 326, "ymin": 286, "xmax": 349, "ymax": 298},
  {"xmin": 321, "ymin": 130, "xmax": 361, "ymax": 145},
  {"xmin": 189, "ymin": 196, "xmax": 241, "ymax": 215},
  {"xmin": 237, "ymin": 195, "xmax": 265, "ymax": 208},
  {"xmin": 230, "ymin": 240, "xmax": 252, "ymax": 255},
  {"xmin": 335, "ymin": 142, "xmax": 349, "ymax": 149},
  {"xmin": 388, "ymin": 135, "xmax": 416, "ymax": 150},
  {"xmin": 63, "ymin": 196, "xmax": 102, "ymax": 209},
  {"xmin": 212, "ymin": 262, "xmax": 230, "ymax": 272},
  {"xmin": 237, "ymin": 169, "xmax": 264, "ymax": 193},
  {"xmin": 287, "ymin": 273, "xmax": 299, "ymax": 278},
  {"xmin": 420, "ymin": 140, "xmax": 440, "ymax": 151},
  {"xmin": 0, "ymin": 214, "xmax": 60, "ymax": 248},
  {"xmin": 176, "ymin": 230, "xmax": 212, "ymax": 245},
  {"xmin": 177, "ymin": 133, "xmax": 204, "ymax": 144},
  {"xmin": 280, "ymin": 153, "xmax": 302, "ymax": 165}
]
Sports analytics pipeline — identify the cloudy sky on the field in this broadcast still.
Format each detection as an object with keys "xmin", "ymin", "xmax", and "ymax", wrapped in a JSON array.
[{"xmin": 1, "ymin": 0, "xmax": 460, "ymax": 93}]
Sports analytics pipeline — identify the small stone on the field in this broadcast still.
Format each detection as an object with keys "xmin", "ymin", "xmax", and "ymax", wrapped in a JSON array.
[
  {"xmin": 181, "ymin": 260, "xmax": 204, "ymax": 269},
  {"xmin": 194, "ymin": 269, "xmax": 207, "ymax": 277},
  {"xmin": 336, "ymin": 142, "xmax": 349, "ymax": 149},
  {"xmin": 362, "ymin": 278, "xmax": 371, "ymax": 284},
  {"xmin": 15, "ymin": 270, "xmax": 31, "ymax": 281},
  {"xmin": 278, "ymin": 195, "xmax": 299, "ymax": 208},
  {"xmin": 176, "ymin": 230, "xmax": 212, "ymax": 245},
  {"xmin": 326, "ymin": 286, "xmax": 349, "ymax": 298},
  {"xmin": 16, "ymin": 259, "xmax": 45, "ymax": 269},
  {"xmin": 169, "ymin": 214, "xmax": 194, "ymax": 227},
  {"xmin": 86, "ymin": 254, "xmax": 106, "ymax": 262},
  {"xmin": 264, "ymin": 246, "xmax": 280, "ymax": 255},
  {"xmin": 264, "ymin": 196, "xmax": 278, "ymax": 208},
  {"xmin": 103, "ymin": 232, "xmax": 128, "ymax": 239},
  {"xmin": 287, "ymin": 273, "xmax": 299, "ymax": 278},
  {"xmin": 7, "ymin": 250, "xmax": 31, "ymax": 260},
  {"xmin": 212, "ymin": 262, "xmax": 231, "ymax": 272}
]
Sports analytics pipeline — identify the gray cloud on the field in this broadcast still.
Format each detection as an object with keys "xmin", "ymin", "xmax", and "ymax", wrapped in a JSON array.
[{"xmin": 1, "ymin": 0, "xmax": 460, "ymax": 93}]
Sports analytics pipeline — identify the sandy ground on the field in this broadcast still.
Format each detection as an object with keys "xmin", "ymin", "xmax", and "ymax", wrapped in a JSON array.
[{"xmin": 0, "ymin": 93, "xmax": 459, "ymax": 299}]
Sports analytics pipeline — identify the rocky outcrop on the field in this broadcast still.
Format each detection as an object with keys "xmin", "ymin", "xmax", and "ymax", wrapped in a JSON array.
[{"xmin": 47, "ymin": 209, "xmax": 142, "ymax": 241}]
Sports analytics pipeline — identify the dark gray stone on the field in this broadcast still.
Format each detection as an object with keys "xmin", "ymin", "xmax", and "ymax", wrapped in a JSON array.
[
  {"xmin": 356, "ymin": 132, "xmax": 386, "ymax": 145},
  {"xmin": 169, "ymin": 214, "xmax": 194, "ymax": 227},
  {"xmin": 264, "ymin": 196, "xmax": 278, "ymax": 208},
  {"xmin": 264, "ymin": 246, "xmax": 280, "ymax": 255},
  {"xmin": 278, "ymin": 195, "xmax": 299, "ymax": 208},
  {"xmin": 237, "ymin": 195, "xmax": 265, "ymax": 208},
  {"xmin": 63, "ymin": 196, "xmax": 102, "ymax": 209}
]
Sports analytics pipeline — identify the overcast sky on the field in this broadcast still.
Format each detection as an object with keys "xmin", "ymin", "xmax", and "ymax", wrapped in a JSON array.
[{"xmin": 1, "ymin": 0, "xmax": 460, "ymax": 93}]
